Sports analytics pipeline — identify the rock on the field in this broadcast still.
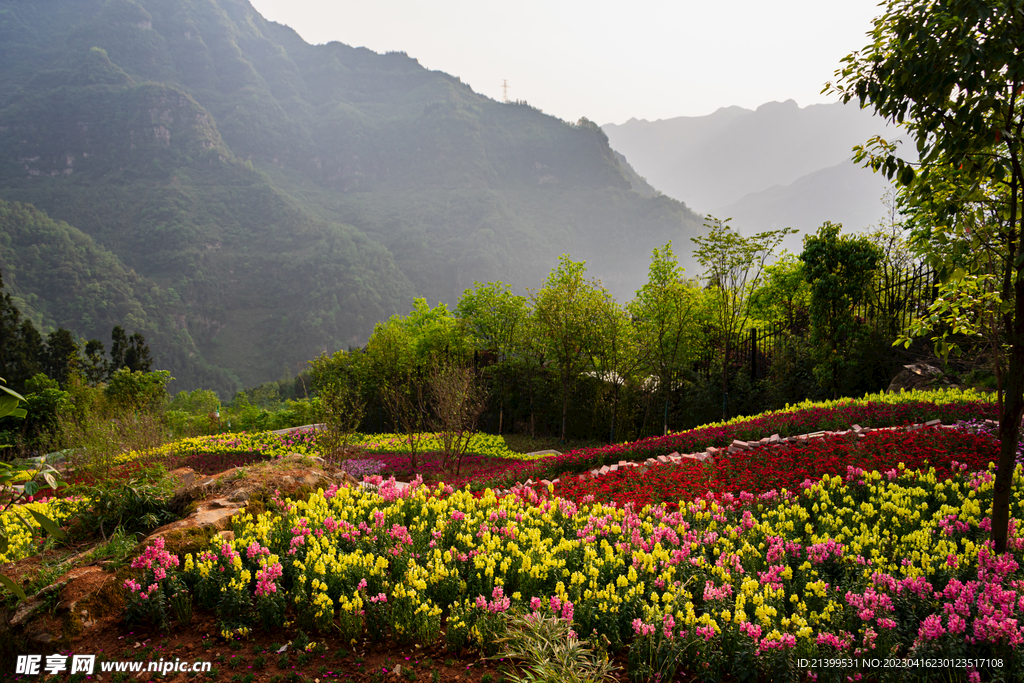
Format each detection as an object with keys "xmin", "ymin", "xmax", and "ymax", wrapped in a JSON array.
[
  {"xmin": 925, "ymin": 419, "xmax": 942, "ymax": 427},
  {"xmin": 731, "ymin": 440, "xmax": 751, "ymax": 450},
  {"xmin": 281, "ymin": 453, "xmax": 326, "ymax": 466},
  {"xmin": 167, "ymin": 467, "xmax": 201, "ymax": 491},
  {"xmin": 10, "ymin": 581, "xmax": 67, "ymax": 627},
  {"xmin": 297, "ymin": 473, "xmax": 321, "ymax": 487},
  {"xmin": 28, "ymin": 629, "xmax": 53, "ymax": 644},
  {"xmin": 524, "ymin": 449, "xmax": 561, "ymax": 457},
  {"xmin": 148, "ymin": 497, "xmax": 242, "ymax": 538},
  {"xmin": 887, "ymin": 362, "xmax": 957, "ymax": 393},
  {"xmin": 227, "ymin": 488, "xmax": 251, "ymax": 503},
  {"xmin": 218, "ymin": 530, "xmax": 235, "ymax": 542}
]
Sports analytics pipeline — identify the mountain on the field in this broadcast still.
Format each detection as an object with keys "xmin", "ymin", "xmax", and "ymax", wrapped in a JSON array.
[
  {"xmin": 0, "ymin": 0, "xmax": 703, "ymax": 394},
  {"xmin": 714, "ymin": 159, "xmax": 896, "ymax": 253},
  {"xmin": 602, "ymin": 99, "xmax": 899, "ymax": 242}
]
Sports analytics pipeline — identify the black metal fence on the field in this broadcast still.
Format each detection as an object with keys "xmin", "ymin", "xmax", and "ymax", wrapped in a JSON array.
[{"xmin": 694, "ymin": 265, "xmax": 937, "ymax": 381}]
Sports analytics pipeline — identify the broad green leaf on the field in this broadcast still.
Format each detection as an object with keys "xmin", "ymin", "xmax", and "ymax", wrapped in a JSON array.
[
  {"xmin": 0, "ymin": 574, "xmax": 27, "ymax": 601},
  {"xmin": 27, "ymin": 509, "xmax": 66, "ymax": 539}
]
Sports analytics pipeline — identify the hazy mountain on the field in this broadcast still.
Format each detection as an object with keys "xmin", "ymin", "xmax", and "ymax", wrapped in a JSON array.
[
  {"xmin": 0, "ymin": 0, "xmax": 703, "ymax": 394},
  {"xmin": 602, "ymin": 99, "xmax": 898, "ymax": 229},
  {"xmin": 714, "ymin": 158, "xmax": 896, "ymax": 253}
]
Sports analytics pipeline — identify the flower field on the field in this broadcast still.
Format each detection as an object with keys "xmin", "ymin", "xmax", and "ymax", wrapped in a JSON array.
[
  {"xmin": 469, "ymin": 388, "xmax": 999, "ymax": 491},
  {"xmin": 550, "ymin": 425, "xmax": 1003, "ymax": 510},
  {"xmin": 5, "ymin": 388, "xmax": 1024, "ymax": 681},
  {"xmin": 133, "ymin": 455, "xmax": 1024, "ymax": 682},
  {"xmin": 353, "ymin": 432, "xmax": 536, "ymax": 461}
]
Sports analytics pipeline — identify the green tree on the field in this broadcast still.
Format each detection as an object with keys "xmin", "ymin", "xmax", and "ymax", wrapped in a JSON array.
[
  {"xmin": 827, "ymin": 0, "xmax": 1024, "ymax": 552},
  {"xmin": 456, "ymin": 282, "xmax": 529, "ymax": 435},
  {"xmin": 801, "ymin": 222, "xmax": 882, "ymax": 398},
  {"xmin": 628, "ymin": 242, "xmax": 699, "ymax": 435},
  {"xmin": 104, "ymin": 368, "xmax": 172, "ymax": 413},
  {"xmin": 109, "ymin": 325, "xmax": 128, "ymax": 377},
  {"xmin": 691, "ymin": 217, "xmax": 794, "ymax": 419},
  {"xmin": 309, "ymin": 349, "xmax": 366, "ymax": 460},
  {"xmin": 125, "ymin": 332, "xmax": 153, "ymax": 373},
  {"xmin": 0, "ymin": 272, "xmax": 45, "ymax": 393},
  {"xmin": 588, "ymin": 297, "xmax": 640, "ymax": 442},
  {"xmin": 83, "ymin": 339, "xmax": 108, "ymax": 385},
  {"xmin": 43, "ymin": 329, "xmax": 82, "ymax": 388},
  {"xmin": 531, "ymin": 256, "xmax": 613, "ymax": 443},
  {"xmin": 747, "ymin": 253, "xmax": 811, "ymax": 332}
]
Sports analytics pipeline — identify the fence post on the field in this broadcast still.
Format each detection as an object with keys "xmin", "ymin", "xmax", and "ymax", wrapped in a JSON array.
[{"xmin": 750, "ymin": 328, "xmax": 758, "ymax": 381}]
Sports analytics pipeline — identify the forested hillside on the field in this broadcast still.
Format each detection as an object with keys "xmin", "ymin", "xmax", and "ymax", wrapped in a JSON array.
[{"xmin": 0, "ymin": 0, "xmax": 703, "ymax": 394}]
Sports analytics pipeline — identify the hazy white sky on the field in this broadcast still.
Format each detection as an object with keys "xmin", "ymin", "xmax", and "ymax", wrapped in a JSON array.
[{"xmin": 248, "ymin": 0, "xmax": 883, "ymax": 125}]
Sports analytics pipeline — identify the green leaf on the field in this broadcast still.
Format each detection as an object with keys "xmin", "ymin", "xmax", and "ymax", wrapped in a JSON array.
[
  {"xmin": 27, "ymin": 509, "xmax": 66, "ymax": 540},
  {"xmin": 12, "ymin": 511, "xmax": 33, "ymax": 533},
  {"xmin": 0, "ymin": 574, "xmax": 27, "ymax": 601}
]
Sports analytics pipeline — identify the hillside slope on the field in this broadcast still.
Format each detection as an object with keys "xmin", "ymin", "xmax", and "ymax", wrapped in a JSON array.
[{"xmin": 0, "ymin": 0, "xmax": 703, "ymax": 392}]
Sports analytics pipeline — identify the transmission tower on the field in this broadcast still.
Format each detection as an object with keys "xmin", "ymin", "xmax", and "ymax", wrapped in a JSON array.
[{"xmin": 502, "ymin": 79, "xmax": 509, "ymax": 103}]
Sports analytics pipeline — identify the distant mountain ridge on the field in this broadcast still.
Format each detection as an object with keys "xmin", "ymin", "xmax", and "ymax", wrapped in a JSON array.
[
  {"xmin": 603, "ymin": 99, "xmax": 898, "ymax": 245},
  {"xmin": 0, "ymin": 0, "xmax": 703, "ymax": 394}
]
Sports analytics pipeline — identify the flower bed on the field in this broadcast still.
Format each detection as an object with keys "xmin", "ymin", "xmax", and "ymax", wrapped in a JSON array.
[
  {"xmin": 120, "ymin": 428, "xmax": 320, "ymax": 468},
  {"xmin": 0, "ymin": 497, "xmax": 86, "ymax": 564},
  {"xmin": 366, "ymin": 451, "xmax": 540, "ymax": 487},
  {"xmin": 354, "ymin": 432, "xmax": 533, "ymax": 461},
  {"xmin": 127, "ymin": 456, "xmax": 1024, "ymax": 681},
  {"xmin": 551, "ymin": 426, "xmax": 1001, "ymax": 510},
  {"xmin": 471, "ymin": 388, "xmax": 998, "ymax": 490}
]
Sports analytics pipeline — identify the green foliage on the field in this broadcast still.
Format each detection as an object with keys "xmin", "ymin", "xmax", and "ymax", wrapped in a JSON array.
[
  {"xmin": 747, "ymin": 252, "xmax": 810, "ymax": 331},
  {"xmin": 629, "ymin": 242, "xmax": 700, "ymax": 435},
  {"xmin": 170, "ymin": 388, "xmax": 220, "ymax": 416},
  {"xmin": 104, "ymin": 368, "xmax": 171, "ymax": 412},
  {"xmin": 531, "ymin": 256, "xmax": 616, "ymax": 442},
  {"xmin": 0, "ymin": 381, "xmax": 66, "ymax": 601},
  {"xmin": 801, "ymin": 222, "xmax": 882, "ymax": 398},
  {"xmin": 494, "ymin": 611, "xmax": 619, "ymax": 683},
  {"xmin": 70, "ymin": 473, "xmax": 177, "ymax": 540},
  {"xmin": 0, "ymin": 377, "xmax": 25, "ymax": 422},
  {"xmin": 309, "ymin": 349, "xmax": 366, "ymax": 459},
  {"xmin": 691, "ymin": 217, "xmax": 795, "ymax": 418},
  {"xmin": 828, "ymin": 0, "xmax": 1024, "ymax": 552}
]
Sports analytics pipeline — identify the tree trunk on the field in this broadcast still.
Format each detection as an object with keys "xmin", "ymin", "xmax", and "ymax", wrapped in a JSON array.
[
  {"xmin": 994, "ymin": 323, "xmax": 1023, "ymax": 554},
  {"xmin": 994, "ymin": 157, "xmax": 1022, "ymax": 554},
  {"xmin": 721, "ymin": 335, "xmax": 730, "ymax": 420},
  {"xmin": 561, "ymin": 373, "xmax": 570, "ymax": 443}
]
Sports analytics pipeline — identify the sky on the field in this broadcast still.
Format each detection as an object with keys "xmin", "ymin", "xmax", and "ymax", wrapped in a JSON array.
[{"xmin": 248, "ymin": 0, "xmax": 884, "ymax": 126}]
